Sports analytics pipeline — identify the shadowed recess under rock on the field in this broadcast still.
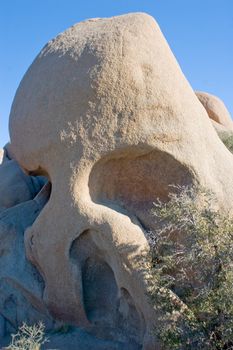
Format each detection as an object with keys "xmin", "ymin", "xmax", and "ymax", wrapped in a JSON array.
[
  {"xmin": 89, "ymin": 148, "xmax": 194, "ymax": 231},
  {"xmin": 70, "ymin": 229, "xmax": 144, "ymax": 349}
]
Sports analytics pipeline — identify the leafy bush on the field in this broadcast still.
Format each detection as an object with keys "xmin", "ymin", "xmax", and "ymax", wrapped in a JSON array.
[
  {"xmin": 146, "ymin": 185, "xmax": 233, "ymax": 349},
  {"xmin": 219, "ymin": 132, "xmax": 233, "ymax": 153},
  {"xmin": 6, "ymin": 322, "xmax": 48, "ymax": 350}
]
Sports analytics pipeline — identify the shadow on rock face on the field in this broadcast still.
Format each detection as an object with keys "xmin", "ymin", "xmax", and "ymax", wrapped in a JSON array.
[
  {"xmin": 0, "ymin": 151, "xmax": 52, "ymax": 343},
  {"xmin": 0, "ymin": 153, "xmax": 140, "ymax": 350},
  {"xmin": 89, "ymin": 147, "xmax": 194, "ymax": 232},
  {"xmin": 70, "ymin": 229, "xmax": 145, "ymax": 349}
]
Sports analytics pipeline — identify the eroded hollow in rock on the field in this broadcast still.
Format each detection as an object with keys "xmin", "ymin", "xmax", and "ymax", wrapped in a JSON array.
[
  {"xmin": 70, "ymin": 229, "xmax": 145, "ymax": 348},
  {"xmin": 89, "ymin": 149, "xmax": 195, "ymax": 231}
]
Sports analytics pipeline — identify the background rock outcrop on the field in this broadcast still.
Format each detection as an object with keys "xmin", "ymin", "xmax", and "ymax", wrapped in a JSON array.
[{"xmin": 196, "ymin": 91, "xmax": 233, "ymax": 132}]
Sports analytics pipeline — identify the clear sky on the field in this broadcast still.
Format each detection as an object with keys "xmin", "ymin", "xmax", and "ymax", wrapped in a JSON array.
[{"xmin": 1, "ymin": 0, "xmax": 233, "ymax": 148}]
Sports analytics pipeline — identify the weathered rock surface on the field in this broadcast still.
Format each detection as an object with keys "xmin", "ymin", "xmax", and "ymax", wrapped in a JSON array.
[
  {"xmin": 0, "ymin": 149, "xmax": 53, "ymax": 344},
  {"xmin": 0, "ymin": 186, "xmax": 53, "ymax": 336},
  {"xmin": 1, "ymin": 12, "xmax": 233, "ymax": 350},
  {"xmin": 1, "ymin": 326, "xmax": 138, "ymax": 350},
  {"xmin": 0, "ymin": 156, "xmax": 46, "ymax": 210},
  {"xmin": 196, "ymin": 91, "xmax": 233, "ymax": 131}
]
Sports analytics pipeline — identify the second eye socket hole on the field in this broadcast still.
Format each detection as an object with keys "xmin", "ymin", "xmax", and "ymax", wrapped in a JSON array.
[{"xmin": 88, "ymin": 148, "xmax": 194, "ymax": 231}]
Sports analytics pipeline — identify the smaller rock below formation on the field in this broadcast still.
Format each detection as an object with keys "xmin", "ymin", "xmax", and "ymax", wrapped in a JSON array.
[
  {"xmin": 0, "ymin": 144, "xmax": 52, "ymax": 344},
  {"xmin": 0, "ymin": 145, "xmax": 46, "ymax": 210},
  {"xmin": 196, "ymin": 91, "xmax": 233, "ymax": 131}
]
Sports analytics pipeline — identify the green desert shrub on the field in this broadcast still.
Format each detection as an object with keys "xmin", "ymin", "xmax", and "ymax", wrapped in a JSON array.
[
  {"xmin": 219, "ymin": 132, "xmax": 233, "ymax": 153},
  {"xmin": 6, "ymin": 322, "xmax": 48, "ymax": 350},
  {"xmin": 146, "ymin": 185, "xmax": 233, "ymax": 349}
]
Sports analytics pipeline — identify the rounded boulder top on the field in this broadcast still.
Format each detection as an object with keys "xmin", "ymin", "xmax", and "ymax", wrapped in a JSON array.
[
  {"xmin": 8, "ymin": 12, "xmax": 233, "ymax": 211},
  {"xmin": 9, "ymin": 12, "xmax": 205, "ymax": 173},
  {"xmin": 196, "ymin": 91, "xmax": 233, "ymax": 131}
]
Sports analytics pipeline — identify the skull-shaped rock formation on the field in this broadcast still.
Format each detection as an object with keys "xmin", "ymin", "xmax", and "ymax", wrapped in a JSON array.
[{"xmin": 5, "ymin": 12, "xmax": 233, "ymax": 349}]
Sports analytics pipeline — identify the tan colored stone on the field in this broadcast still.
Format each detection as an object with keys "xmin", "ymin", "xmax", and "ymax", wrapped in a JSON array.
[
  {"xmin": 0, "ymin": 149, "xmax": 3, "ymax": 165},
  {"xmin": 196, "ymin": 91, "xmax": 233, "ymax": 130},
  {"xmin": 8, "ymin": 13, "xmax": 233, "ymax": 349}
]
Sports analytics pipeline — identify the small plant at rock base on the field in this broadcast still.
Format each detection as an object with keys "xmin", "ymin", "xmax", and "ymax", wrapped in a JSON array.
[
  {"xmin": 146, "ymin": 185, "xmax": 233, "ymax": 349},
  {"xmin": 6, "ymin": 322, "xmax": 48, "ymax": 350}
]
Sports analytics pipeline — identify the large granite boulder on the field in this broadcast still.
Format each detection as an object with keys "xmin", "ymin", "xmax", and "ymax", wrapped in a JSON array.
[{"xmin": 1, "ymin": 12, "xmax": 233, "ymax": 349}]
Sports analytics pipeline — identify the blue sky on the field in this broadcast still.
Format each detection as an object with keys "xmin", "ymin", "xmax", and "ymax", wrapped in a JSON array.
[{"xmin": 1, "ymin": 0, "xmax": 233, "ymax": 147}]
